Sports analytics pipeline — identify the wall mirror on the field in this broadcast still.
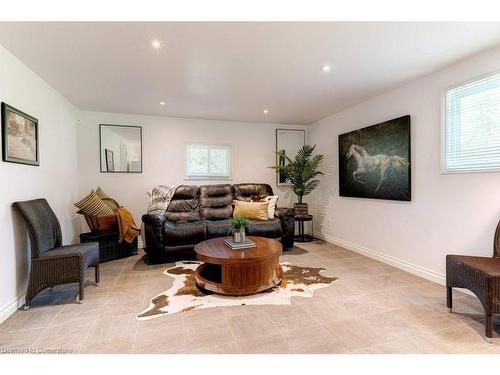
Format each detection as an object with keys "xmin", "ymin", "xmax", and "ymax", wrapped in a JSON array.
[
  {"xmin": 275, "ymin": 128, "xmax": 306, "ymax": 186},
  {"xmin": 99, "ymin": 124, "xmax": 142, "ymax": 173}
]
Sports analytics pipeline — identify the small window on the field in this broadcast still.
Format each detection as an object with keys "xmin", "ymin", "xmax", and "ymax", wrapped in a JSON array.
[
  {"xmin": 186, "ymin": 143, "xmax": 232, "ymax": 179},
  {"xmin": 443, "ymin": 72, "xmax": 500, "ymax": 173}
]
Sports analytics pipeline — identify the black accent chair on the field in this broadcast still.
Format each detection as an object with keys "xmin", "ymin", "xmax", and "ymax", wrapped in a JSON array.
[{"xmin": 13, "ymin": 199, "xmax": 99, "ymax": 308}]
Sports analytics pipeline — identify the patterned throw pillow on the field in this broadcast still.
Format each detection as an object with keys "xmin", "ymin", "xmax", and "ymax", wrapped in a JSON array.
[
  {"xmin": 147, "ymin": 185, "xmax": 177, "ymax": 214},
  {"xmin": 250, "ymin": 195, "xmax": 278, "ymax": 219},
  {"xmin": 75, "ymin": 190, "xmax": 115, "ymax": 216},
  {"xmin": 95, "ymin": 186, "xmax": 119, "ymax": 211}
]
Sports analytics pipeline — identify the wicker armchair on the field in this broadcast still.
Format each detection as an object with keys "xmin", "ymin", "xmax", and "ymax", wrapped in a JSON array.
[
  {"xmin": 446, "ymin": 220, "xmax": 500, "ymax": 339},
  {"xmin": 13, "ymin": 198, "xmax": 100, "ymax": 309}
]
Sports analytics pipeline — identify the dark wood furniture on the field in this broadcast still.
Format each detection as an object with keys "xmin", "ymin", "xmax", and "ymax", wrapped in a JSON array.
[
  {"xmin": 295, "ymin": 215, "xmax": 313, "ymax": 242},
  {"xmin": 13, "ymin": 199, "xmax": 99, "ymax": 308},
  {"xmin": 194, "ymin": 236, "xmax": 282, "ymax": 296},
  {"xmin": 447, "ymin": 220, "xmax": 500, "ymax": 339},
  {"xmin": 80, "ymin": 231, "xmax": 138, "ymax": 263}
]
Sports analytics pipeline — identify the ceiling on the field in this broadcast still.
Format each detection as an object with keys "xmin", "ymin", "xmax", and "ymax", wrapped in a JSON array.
[{"xmin": 1, "ymin": 22, "xmax": 500, "ymax": 125}]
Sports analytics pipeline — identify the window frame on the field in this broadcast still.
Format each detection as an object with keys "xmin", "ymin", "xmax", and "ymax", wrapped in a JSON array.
[
  {"xmin": 184, "ymin": 142, "xmax": 233, "ymax": 180},
  {"xmin": 441, "ymin": 70, "xmax": 500, "ymax": 174}
]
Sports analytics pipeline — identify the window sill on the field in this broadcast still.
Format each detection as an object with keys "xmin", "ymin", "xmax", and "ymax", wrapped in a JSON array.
[
  {"xmin": 184, "ymin": 176, "xmax": 233, "ymax": 181},
  {"xmin": 441, "ymin": 167, "xmax": 500, "ymax": 175}
]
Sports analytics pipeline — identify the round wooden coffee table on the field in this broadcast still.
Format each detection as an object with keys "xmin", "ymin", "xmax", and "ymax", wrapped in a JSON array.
[{"xmin": 194, "ymin": 236, "xmax": 283, "ymax": 296}]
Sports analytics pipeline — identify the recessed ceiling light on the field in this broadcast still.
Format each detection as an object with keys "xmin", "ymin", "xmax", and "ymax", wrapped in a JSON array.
[
  {"xmin": 160, "ymin": 102, "xmax": 165, "ymax": 106},
  {"xmin": 151, "ymin": 39, "xmax": 162, "ymax": 49},
  {"xmin": 263, "ymin": 109, "xmax": 269, "ymax": 114},
  {"xmin": 322, "ymin": 64, "xmax": 332, "ymax": 72}
]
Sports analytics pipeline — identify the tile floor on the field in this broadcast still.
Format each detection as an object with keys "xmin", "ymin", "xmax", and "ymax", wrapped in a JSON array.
[{"xmin": 1, "ymin": 240, "xmax": 499, "ymax": 354}]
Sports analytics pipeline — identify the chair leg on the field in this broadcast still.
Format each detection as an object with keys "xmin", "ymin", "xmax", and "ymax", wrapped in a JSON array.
[
  {"xmin": 446, "ymin": 286, "xmax": 452, "ymax": 312},
  {"xmin": 95, "ymin": 265, "xmax": 100, "ymax": 285},
  {"xmin": 78, "ymin": 278, "xmax": 84, "ymax": 302},
  {"xmin": 485, "ymin": 312, "xmax": 493, "ymax": 340}
]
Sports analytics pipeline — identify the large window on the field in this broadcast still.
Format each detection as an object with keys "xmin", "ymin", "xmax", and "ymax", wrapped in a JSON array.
[
  {"xmin": 186, "ymin": 143, "xmax": 232, "ymax": 179},
  {"xmin": 443, "ymin": 72, "xmax": 500, "ymax": 172}
]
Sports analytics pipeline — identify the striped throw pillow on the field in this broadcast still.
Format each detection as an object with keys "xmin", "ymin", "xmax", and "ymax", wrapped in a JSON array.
[{"xmin": 75, "ymin": 190, "xmax": 115, "ymax": 216}]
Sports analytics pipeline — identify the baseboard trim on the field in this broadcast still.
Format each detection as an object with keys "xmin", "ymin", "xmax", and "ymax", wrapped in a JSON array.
[
  {"xmin": 0, "ymin": 294, "xmax": 25, "ymax": 324},
  {"xmin": 315, "ymin": 231, "xmax": 446, "ymax": 286}
]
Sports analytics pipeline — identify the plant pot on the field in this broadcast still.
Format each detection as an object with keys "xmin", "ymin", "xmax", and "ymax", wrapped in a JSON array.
[
  {"xmin": 232, "ymin": 229, "xmax": 246, "ymax": 243},
  {"xmin": 294, "ymin": 203, "xmax": 308, "ymax": 217}
]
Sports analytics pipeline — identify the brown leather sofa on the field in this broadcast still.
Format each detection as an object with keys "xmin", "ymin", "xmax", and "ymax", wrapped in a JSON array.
[{"xmin": 142, "ymin": 183, "xmax": 295, "ymax": 263}]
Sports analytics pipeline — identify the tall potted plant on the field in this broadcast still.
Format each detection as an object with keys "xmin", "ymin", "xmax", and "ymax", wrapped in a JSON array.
[{"xmin": 270, "ymin": 144, "xmax": 325, "ymax": 217}]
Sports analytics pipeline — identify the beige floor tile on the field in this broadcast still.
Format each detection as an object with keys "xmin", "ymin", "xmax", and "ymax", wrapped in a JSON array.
[
  {"xmin": 364, "ymin": 311, "xmax": 422, "ymax": 342},
  {"xmin": 236, "ymin": 334, "xmax": 294, "ymax": 354},
  {"xmin": 429, "ymin": 324, "xmax": 492, "ymax": 353},
  {"xmin": 0, "ymin": 328, "xmax": 45, "ymax": 352},
  {"xmin": 326, "ymin": 318, "xmax": 389, "ymax": 352},
  {"xmin": 186, "ymin": 341, "xmax": 240, "ymax": 354},
  {"xmin": 34, "ymin": 322, "xmax": 94, "ymax": 353},
  {"xmin": 264, "ymin": 305, "xmax": 319, "ymax": 333},
  {"xmin": 134, "ymin": 328, "xmax": 186, "ymax": 354},
  {"xmin": 297, "ymin": 299, "xmax": 351, "ymax": 324},
  {"xmin": 227, "ymin": 311, "xmax": 280, "ymax": 341},
  {"xmin": 284, "ymin": 325, "xmax": 349, "ymax": 354},
  {"xmin": 182, "ymin": 307, "xmax": 227, "ymax": 331},
  {"xmin": 185, "ymin": 320, "xmax": 235, "ymax": 351},
  {"xmin": 80, "ymin": 335, "xmax": 134, "ymax": 354}
]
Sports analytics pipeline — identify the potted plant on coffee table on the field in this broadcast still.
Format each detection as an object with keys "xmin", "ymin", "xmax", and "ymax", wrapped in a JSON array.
[
  {"xmin": 228, "ymin": 215, "xmax": 251, "ymax": 243},
  {"xmin": 270, "ymin": 144, "xmax": 325, "ymax": 217}
]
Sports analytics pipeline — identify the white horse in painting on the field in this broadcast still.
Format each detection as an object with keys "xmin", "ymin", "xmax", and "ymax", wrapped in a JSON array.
[{"xmin": 345, "ymin": 144, "xmax": 409, "ymax": 192}]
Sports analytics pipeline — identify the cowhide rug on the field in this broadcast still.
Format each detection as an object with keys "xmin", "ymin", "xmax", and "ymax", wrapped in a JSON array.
[{"xmin": 137, "ymin": 261, "xmax": 337, "ymax": 320}]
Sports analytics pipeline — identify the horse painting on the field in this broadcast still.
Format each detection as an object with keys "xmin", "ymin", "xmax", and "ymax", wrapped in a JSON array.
[
  {"xmin": 345, "ymin": 144, "xmax": 409, "ymax": 192},
  {"xmin": 338, "ymin": 115, "xmax": 410, "ymax": 201}
]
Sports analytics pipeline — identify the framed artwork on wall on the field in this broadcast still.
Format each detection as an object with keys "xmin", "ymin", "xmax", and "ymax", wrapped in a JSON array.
[
  {"xmin": 275, "ymin": 129, "xmax": 306, "ymax": 186},
  {"xmin": 1, "ymin": 102, "xmax": 39, "ymax": 166},
  {"xmin": 338, "ymin": 115, "xmax": 411, "ymax": 201}
]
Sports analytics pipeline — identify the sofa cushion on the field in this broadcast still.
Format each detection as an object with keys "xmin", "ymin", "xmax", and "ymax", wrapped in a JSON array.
[
  {"xmin": 206, "ymin": 220, "xmax": 232, "ymax": 238},
  {"xmin": 199, "ymin": 184, "xmax": 233, "ymax": 220},
  {"xmin": 233, "ymin": 183, "xmax": 274, "ymax": 201},
  {"xmin": 164, "ymin": 220, "xmax": 206, "ymax": 246},
  {"xmin": 246, "ymin": 218, "xmax": 282, "ymax": 238},
  {"xmin": 165, "ymin": 185, "xmax": 200, "ymax": 223}
]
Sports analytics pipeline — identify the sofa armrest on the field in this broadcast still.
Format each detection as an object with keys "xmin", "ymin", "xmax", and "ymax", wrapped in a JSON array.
[
  {"xmin": 142, "ymin": 213, "xmax": 167, "ymax": 258},
  {"xmin": 275, "ymin": 207, "xmax": 295, "ymax": 250},
  {"xmin": 275, "ymin": 207, "xmax": 295, "ymax": 218},
  {"xmin": 142, "ymin": 213, "xmax": 166, "ymax": 226}
]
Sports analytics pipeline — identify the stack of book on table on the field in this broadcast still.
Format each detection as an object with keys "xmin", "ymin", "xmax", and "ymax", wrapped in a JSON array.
[{"xmin": 224, "ymin": 238, "xmax": 256, "ymax": 250}]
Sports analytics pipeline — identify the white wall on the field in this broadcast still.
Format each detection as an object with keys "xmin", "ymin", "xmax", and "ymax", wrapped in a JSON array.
[
  {"xmin": 77, "ymin": 111, "xmax": 306, "ymax": 234},
  {"xmin": 309, "ymin": 45, "xmax": 500, "ymax": 283},
  {"xmin": 0, "ymin": 45, "xmax": 80, "ymax": 321}
]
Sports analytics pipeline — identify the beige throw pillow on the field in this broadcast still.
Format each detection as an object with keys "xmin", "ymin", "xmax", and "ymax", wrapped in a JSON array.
[
  {"xmin": 233, "ymin": 200, "xmax": 269, "ymax": 221},
  {"xmin": 75, "ymin": 190, "xmax": 115, "ymax": 216}
]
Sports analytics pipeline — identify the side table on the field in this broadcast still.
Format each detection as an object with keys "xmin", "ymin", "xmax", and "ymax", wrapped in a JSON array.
[{"xmin": 295, "ymin": 215, "xmax": 313, "ymax": 242}]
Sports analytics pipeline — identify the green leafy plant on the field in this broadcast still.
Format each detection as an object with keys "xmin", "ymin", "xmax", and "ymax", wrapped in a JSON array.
[
  {"xmin": 228, "ymin": 215, "xmax": 251, "ymax": 230},
  {"xmin": 270, "ymin": 144, "xmax": 325, "ymax": 203}
]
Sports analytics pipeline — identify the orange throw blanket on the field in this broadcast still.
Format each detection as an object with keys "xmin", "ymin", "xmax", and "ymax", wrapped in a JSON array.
[{"xmin": 116, "ymin": 208, "xmax": 141, "ymax": 243}]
